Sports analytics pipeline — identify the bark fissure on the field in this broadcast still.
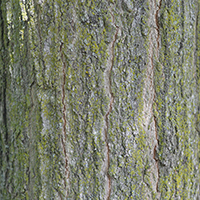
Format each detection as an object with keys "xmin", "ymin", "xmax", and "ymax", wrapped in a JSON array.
[
  {"xmin": 0, "ymin": 0, "xmax": 9, "ymax": 189},
  {"xmin": 146, "ymin": 0, "xmax": 162, "ymax": 198},
  {"xmin": 153, "ymin": 0, "xmax": 162, "ymax": 197},
  {"xmin": 60, "ymin": 42, "xmax": 69, "ymax": 197},
  {"xmin": 104, "ymin": 9, "xmax": 119, "ymax": 200},
  {"xmin": 155, "ymin": 0, "xmax": 162, "ymax": 56}
]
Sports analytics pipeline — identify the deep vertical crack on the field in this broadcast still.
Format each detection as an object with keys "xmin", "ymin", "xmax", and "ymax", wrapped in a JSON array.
[
  {"xmin": 0, "ymin": 0, "xmax": 9, "ymax": 189},
  {"xmin": 145, "ymin": 0, "xmax": 162, "ymax": 198},
  {"xmin": 155, "ymin": 0, "xmax": 162, "ymax": 57},
  {"xmin": 153, "ymin": 0, "xmax": 162, "ymax": 197},
  {"xmin": 60, "ymin": 42, "xmax": 69, "ymax": 197},
  {"xmin": 103, "ymin": 9, "xmax": 119, "ymax": 200}
]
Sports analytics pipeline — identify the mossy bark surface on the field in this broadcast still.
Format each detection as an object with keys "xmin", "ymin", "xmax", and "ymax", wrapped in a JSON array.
[{"xmin": 0, "ymin": 0, "xmax": 199, "ymax": 199}]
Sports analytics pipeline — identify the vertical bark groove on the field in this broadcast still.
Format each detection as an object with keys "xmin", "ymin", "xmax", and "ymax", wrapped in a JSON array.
[
  {"xmin": 0, "ymin": 0, "xmax": 9, "ymax": 190},
  {"xmin": 155, "ymin": 0, "xmax": 162, "ymax": 56},
  {"xmin": 104, "ymin": 8, "xmax": 119, "ymax": 200},
  {"xmin": 144, "ymin": 0, "xmax": 162, "ymax": 198},
  {"xmin": 60, "ymin": 42, "xmax": 69, "ymax": 197},
  {"xmin": 153, "ymin": 0, "xmax": 162, "ymax": 197}
]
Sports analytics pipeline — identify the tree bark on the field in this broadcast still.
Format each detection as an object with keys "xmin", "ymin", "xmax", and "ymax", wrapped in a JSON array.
[{"xmin": 0, "ymin": 0, "xmax": 199, "ymax": 199}]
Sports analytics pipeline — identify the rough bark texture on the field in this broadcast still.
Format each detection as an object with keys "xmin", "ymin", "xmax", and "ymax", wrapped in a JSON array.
[{"xmin": 0, "ymin": 0, "xmax": 199, "ymax": 199}]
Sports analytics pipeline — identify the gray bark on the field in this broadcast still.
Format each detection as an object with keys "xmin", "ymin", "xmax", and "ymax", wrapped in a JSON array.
[{"xmin": 0, "ymin": 0, "xmax": 199, "ymax": 199}]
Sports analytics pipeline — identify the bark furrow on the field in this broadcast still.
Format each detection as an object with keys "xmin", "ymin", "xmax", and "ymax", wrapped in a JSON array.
[
  {"xmin": 153, "ymin": 0, "xmax": 162, "ymax": 197},
  {"xmin": 60, "ymin": 42, "xmax": 69, "ymax": 197},
  {"xmin": 103, "ymin": 8, "xmax": 119, "ymax": 200}
]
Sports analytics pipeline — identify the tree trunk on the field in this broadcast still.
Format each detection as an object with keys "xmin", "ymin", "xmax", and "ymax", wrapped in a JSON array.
[{"xmin": 0, "ymin": 0, "xmax": 199, "ymax": 199}]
